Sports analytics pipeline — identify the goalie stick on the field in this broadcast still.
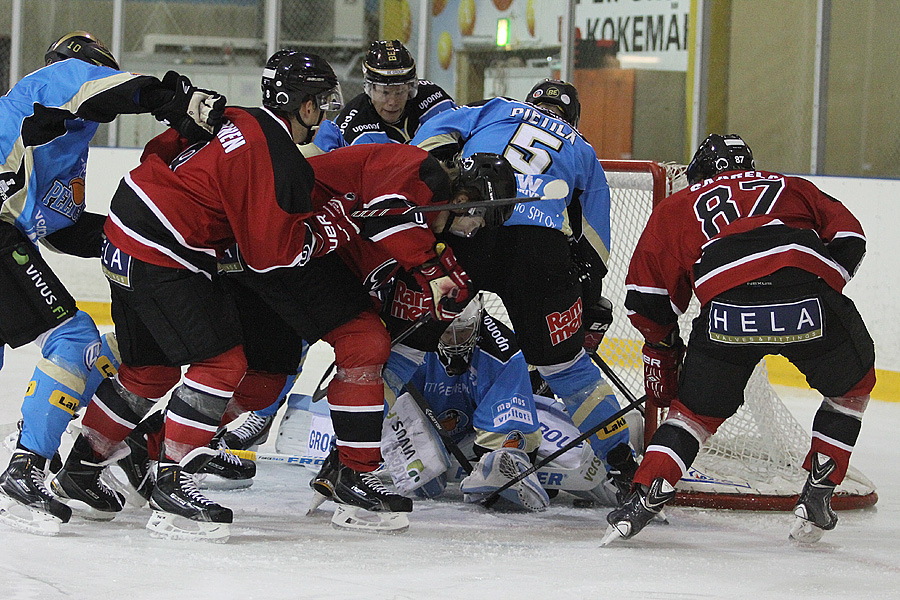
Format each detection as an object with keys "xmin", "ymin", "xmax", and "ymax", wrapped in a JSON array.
[
  {"xmin": 312, "ymin": 313, "xmax": 434, "ymax": 402},
  {"xmin": 350, "ymin": 179, "xmax": 570, "ymax": 218},
  {"xmin": 482, "ymin": 389, "xmax": 648, "ymax": 509}
]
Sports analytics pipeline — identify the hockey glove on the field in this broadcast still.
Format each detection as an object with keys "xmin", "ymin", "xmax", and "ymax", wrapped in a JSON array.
[
  {"xmin": 642, "ymin": 332, "xmax": 685, "ymax": 408},
  {"xmin": 411, "ymin": 243, "xmax": 472, "ymax": 321},
  {"xmin": 583, "ymin": 296, "xmax": 613, "ymax": 353},
  {"xmin": 309, "ymin": 194, "xmax": 361, "ymax": 258},
  {"xmin": 151, "ymin": 71, "xmax": 227, "ymax": 143}
]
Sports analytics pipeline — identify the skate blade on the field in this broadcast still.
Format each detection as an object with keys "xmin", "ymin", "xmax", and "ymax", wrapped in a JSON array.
[
  {"xmin": 599, "ymin": 523, "xmax": 629, "ymax": 547},
  {"xmin": 307, "ymin": 490, "xmax": 330, "ymax": 515},
  {"xmin": 146, "ymin": 510, "xmax": 231, "ymax": 543},
  {"xmin": 330, "ymin": 504, "xmax": 409, "ymax": 534},
  {"xmin": 196, "ymin": 474, "xmax": 254, "ymax": 491},
  {"xmin": 789, "ymin": 516, "xmax": 825, "ymax": 543},
  {"xmin": 0, "ymin": 494, "xmax": 63, "ymax": 536}
]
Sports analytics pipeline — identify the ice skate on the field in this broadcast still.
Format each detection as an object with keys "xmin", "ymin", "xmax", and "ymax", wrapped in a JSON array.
[
  {"xmin": 0, "ymin": 450, "xmax": 71, "ymax": 535},
  {"xmin": 215, "ymin": 412, "xmax": 274, "ymax": 451},
  {"xmin": 115, "ymin": 428, "xmax": 155, "ymax": 506},
  {"xmin": 601, "ymin": 477, "xmax": 675, "ymax": 546},
  {"xmin": 197, "ymin": 448, "xmax": 256, "ymax": 490},
  {"xmin": 50, "ymin": 435, "xmax": 125, "ymax": 520},
  {"xmin": 790, "ymin": 453, "xmax": 838, "ymax": 543},
  {"xmin": 605, "ymin": 443, "xmax": 639, "ymax": 505},
  {"xmin": 308, "ymin": 446, "xmax": 411, "ymax": 533},
  {"xmin": 146, "ymin": 447, "xmax": 232, "ymax": 542},
  {"xmin": 307, "ymin": 444, "xmax": 340, "ymax": 514}
]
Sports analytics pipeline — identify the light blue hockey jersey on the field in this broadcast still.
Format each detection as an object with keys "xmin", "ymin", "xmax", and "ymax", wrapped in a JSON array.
[
  {"xmin": 410, "ymin": 96, "xmax": 611, "ymax": 256},
  {"xmin": 0, "ymin": 59, "xmax": 149, "ymax": 244},
  {"xmin": 407, "ymin": 313, "xmax": 540, "ymax": 448}
]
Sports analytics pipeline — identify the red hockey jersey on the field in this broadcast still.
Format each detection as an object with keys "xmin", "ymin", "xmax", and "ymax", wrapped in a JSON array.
[
  {"xmin": 625, "ymin": 169, "xmax": 866, "ymax": 344},
  {"xmin": 307, "ymin": 144, "xmax": 451, "ymax": 286},
  {"xmin": 105, "ymin": 107, "xmax": 318, "ymax": 275}
]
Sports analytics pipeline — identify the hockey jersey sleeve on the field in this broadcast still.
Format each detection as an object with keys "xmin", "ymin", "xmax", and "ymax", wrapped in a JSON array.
[
  {"xmin": 311, "ymin": 119, "xmax": 349, "ymax": 153},
  {"xmin": 624, "ymin": 217, "xmax": 693, "ymax": 344},
  {"xmin": 793, "ymin": 177, "xmax": 867, "ymax": 279}
]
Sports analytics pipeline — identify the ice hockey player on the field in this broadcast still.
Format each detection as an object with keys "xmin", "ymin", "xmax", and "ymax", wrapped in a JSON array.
[
  {"xmin": 407, "ymin": 79, "xmax": 636, "ymax": 480},
  {"xmin": 0, "ymin": 31, "xmax": 226, "ymax": 535},
  {"xmin": 603, "ymin": 134, "xmax": 875, "ymax": 545},
  {"xmin": 380, "ymin": 294, "xmax": 639, "ymax": 511},
  {"xmin": 307, "ymin": 39, "xmax": 455, "ymax": 154},
  {"xmin": 46, "ymin": 50, "xmax": 393, "ymax": 542}
]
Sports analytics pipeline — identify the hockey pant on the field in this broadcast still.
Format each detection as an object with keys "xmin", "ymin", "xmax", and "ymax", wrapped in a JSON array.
[
  {"xmin": 536, "ymin": 350, "xmax": 629, "ymax": 466},
  {"xmin": 322, "ymin": 310, "xmax": 391, "ymax": 473},
  {"xmin": 19, "ymin": 311, "xmax": 100, "ymax": 459}
]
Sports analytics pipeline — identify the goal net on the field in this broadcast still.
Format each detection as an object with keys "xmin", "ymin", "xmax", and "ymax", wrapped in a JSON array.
[{"xmin": 482, "ymin": 160, "xmax": 876, "ymax": 511}]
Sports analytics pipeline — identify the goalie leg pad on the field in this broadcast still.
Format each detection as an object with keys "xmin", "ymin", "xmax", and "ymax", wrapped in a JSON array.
[
  {"xmin": 381, "ymin": 392, "xmax": 452, "ymax": 497},
  {"xmin": 460, "ymin": 448, "xmax": 550, "ymax": 512}
]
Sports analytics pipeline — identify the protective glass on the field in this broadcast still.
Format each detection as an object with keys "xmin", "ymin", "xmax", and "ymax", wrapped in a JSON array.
[{"xmin": 315, "ymin": 84, "xmax": 344, "ymax": 112}]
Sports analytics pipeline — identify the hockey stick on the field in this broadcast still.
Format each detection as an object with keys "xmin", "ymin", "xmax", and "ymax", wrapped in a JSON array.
[
  {"xmin": 481, "ymin": 392, "xmax": 647, "ymax": 509},
  {"xmin": 404, "ymin": 381, "xmax": 474, "ymax": 475},
  {"xmin": 223, "ymin": 449, "xmax": 325, "ymax": 467},
  {"xmin": 350, "ymin": 179, "xmax": 570, "ymax": 218},
  {"xmin": 589, "ymin": 350, "xmax": 645, "ymax": 416},
  {"xmin": 311, "ymin": 312, "xmax": 434, "ymax": 402}
]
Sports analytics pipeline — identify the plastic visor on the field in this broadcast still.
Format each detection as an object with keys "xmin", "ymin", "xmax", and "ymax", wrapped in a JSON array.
[{"xmin": 316, "ymin": 84, "xmax": 344, "ymax": 111}]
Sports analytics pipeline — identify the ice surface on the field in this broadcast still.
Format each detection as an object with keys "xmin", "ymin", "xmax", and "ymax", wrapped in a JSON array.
[{"xmin": 1, "ymin": 340, "xmax": 897, "ymax": 600}]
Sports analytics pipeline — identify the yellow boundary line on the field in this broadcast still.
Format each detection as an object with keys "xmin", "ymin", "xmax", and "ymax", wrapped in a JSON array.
[{"xmin": 78, "ymin": 302, "xmax": 899, "ymax": 402}]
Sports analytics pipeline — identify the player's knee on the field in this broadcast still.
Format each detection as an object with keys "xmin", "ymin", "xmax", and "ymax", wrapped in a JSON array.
[
  {"xmin": 330, "ymin": 311, "xmax": 391, "ymax": 369},
  {"xmin": 663, "ymin": 400, "xmax": 726, "ymax": 444},
  {"xmin": 37, "ymin": 310, "xmax": 100, "ymax": 381}
]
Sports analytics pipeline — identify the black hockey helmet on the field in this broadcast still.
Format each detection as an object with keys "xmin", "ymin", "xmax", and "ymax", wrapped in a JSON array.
[
  {"xmin": 686, "ymin": 134, "xmax": 756, "ymax": 185},
  {"xmin": 437, "ymin": 295, "xmax": 483, "ymax": 376},
  {"xmin": 452, "ymin": 153, "xmax": 517, "ymax": 232},
  {"xmin": 45, "ymin": 31, "xmax": 119, "ymax": 70},
  {"xmin": 363, "ymin": 40, "xmax": 418, "ymax": 99},
  {"xmin": 525, "ymin": 79, "xmax": 580, "ymax": 128},
  {"xmin": 262, "ymin": 50, "xmax": 343, "ymax": 114}
]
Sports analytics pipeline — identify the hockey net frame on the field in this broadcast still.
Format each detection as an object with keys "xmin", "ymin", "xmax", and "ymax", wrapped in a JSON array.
[{"xmin": 482, "ymin": 159, "xmax": 877, "ymax": 511}]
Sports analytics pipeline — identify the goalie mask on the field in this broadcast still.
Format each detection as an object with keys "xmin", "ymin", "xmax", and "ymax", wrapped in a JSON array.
[
  {"xmin": 525, "ymin": 79, "xmax": 580, "ymax": 128},
  {"xmin": 45, "ymin": 31, "xmax": 119, "ymax": 70},
  {"xmin": 363, "ymin": 40, "xmax": 418, "ymax": 100},
  {"xmin": 686, "ymin": 133, "xmax": 755, "ymax": 185},
  {"xmin": 437, "ymin": 295, "xmax": 483, "ymax": 376},
  {"xmin": 449, "ymin": 153, "xmax": 517, "ymax": 238}
]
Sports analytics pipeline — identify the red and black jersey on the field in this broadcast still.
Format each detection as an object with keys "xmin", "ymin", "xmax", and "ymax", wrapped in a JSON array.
[
  {"xmin": 307, "ymin": 144, "xmax": 451, "ymax": 284},
  {"xmin": 104, "ymin": 106, "xmax": 316, "ymax": 275},
  {"xmin": 625, "ymin": 169, "xmax": 866, "ymax": 344}
]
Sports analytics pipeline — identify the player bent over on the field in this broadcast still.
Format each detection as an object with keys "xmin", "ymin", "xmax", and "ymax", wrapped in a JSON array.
[
  {"xmin": 603, "ymin": 134, "xmax": 875, "ymax": 545},
  {"xmin": 0, "ymin": 31, "xmax": 225, "ymax": 535}
]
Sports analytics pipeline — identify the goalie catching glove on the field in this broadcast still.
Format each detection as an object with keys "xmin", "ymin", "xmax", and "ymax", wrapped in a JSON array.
[
  {"xmin": 411, "ymin": 243, "xmax": 472, "ymax": 321},
  {"xmin": 151, "ymin": 71, "xmax": 227, "ymax": 142},
  {"xmin": 642, "ymin": 329, "xmax": 685, "ymax": 408},
  {"xmin": 308, "ymin": 194, "xmax": 361, "ymax": 258}
]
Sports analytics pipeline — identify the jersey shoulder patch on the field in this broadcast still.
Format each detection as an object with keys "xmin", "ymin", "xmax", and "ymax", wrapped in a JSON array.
[{"xmin": 477, "ymin": 313, "xmax": 518, "ymax": 363}]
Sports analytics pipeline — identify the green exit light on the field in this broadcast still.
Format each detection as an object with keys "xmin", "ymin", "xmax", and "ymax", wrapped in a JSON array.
[{"xmin": 496, "ymin": 18, "xmax": 509, "ymax": 46}]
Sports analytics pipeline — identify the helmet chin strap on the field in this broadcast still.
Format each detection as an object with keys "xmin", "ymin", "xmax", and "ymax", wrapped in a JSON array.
[{"xmin": 296, "ymin": 107, "xmax": 325, "ymax": 145}]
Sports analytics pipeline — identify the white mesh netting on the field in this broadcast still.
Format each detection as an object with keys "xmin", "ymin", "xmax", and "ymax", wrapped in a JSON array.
[{"xmin": 481, "ymin": 161, "xmax": 875, "ymax": 509}]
